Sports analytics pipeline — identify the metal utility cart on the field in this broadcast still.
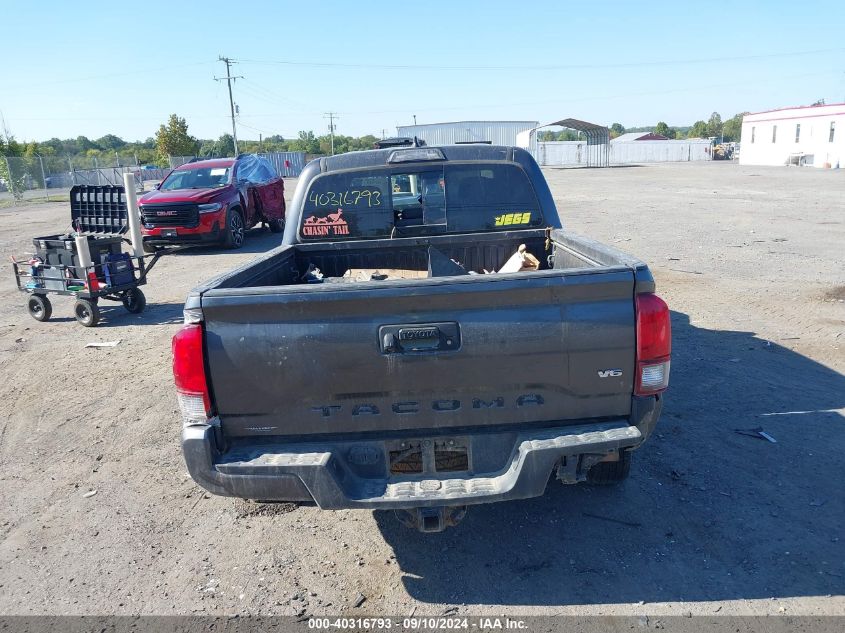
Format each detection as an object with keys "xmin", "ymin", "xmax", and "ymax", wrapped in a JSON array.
[{"xmin": 12, "ymin": 184, "xmax": 167, "ymax": 327}]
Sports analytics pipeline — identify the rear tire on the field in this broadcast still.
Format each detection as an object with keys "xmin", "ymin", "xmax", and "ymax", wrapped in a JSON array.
[
  {"xmin": 586, "ymin": 450, "xmax": 632, "ymax": 485},
  {"xmin": 122, "ymin": 288, "xmax": 146, "ymax": 313},
  {"xmin": 223, "ymin": 208, "xmax": 245, "ymax": 250},
  {"xmin": 267, "ymin": 218, "xmax": 284, "ymax": 233},
  {"xmin": 27, "ymin": 295, "xmax": 52, "ymax": 321},
  {"xmin": 74, "ymin": 299, "xmax": 100, "ymax": 327},
  {"xmin": 142, "ymin": 242, "xmax": 158, "ymax": 255}
]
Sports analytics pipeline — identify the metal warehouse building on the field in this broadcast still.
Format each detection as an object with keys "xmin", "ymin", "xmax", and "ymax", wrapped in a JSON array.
[
  {"xmin": 396, "ymin": 121, "xmax": 538, "ymax": 147},
  {"xmin": 740, "ymin": 102, "xmax": 844, "ymax": 168},
  {"xmin": 609, "ymin": 135, "xmax": 713, "ymax": 163}
]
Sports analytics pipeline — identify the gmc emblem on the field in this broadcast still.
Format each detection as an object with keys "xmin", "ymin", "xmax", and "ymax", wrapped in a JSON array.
[{"xmin": 156, "ymin": 211, "xmax": 177, "ymax": 216}]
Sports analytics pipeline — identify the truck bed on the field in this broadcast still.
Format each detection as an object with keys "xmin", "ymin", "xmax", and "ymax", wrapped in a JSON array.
[
  {"xmin": 201, "ymin": 228, "xmax": 637, "ymax": 289},
  {"xmin": 190, "ymin": 229, "xmax": 654, "ymax": 440}
]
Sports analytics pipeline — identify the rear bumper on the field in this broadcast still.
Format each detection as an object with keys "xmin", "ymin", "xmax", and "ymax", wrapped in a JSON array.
[{"xmin": 182, "ymin": 396, "xmax": 662, "ymax": 509}]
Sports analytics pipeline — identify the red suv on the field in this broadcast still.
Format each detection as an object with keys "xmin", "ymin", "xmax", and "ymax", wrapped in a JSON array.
[{"xmin": 139, "ymin": 155, "xmax": 285, "ymax": 251}]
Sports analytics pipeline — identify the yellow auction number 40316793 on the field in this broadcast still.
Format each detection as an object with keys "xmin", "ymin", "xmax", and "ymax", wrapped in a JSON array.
[{"xmin": 494, "ymin": 212, "xmax": 532, "ymax": 227}]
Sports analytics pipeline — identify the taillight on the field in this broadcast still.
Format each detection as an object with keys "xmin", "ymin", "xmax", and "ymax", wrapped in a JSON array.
[
  {"xmin": 172, "ymin": 324, "xmax": 211, "ymax": 424},
  {"xmin": 635, "ymin": 293, "xmax": 671, "ymax": 395}
]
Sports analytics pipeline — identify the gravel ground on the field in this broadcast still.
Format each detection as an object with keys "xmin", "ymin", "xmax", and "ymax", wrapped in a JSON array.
[{"xmin": 0, "ymin": 162, "xmax": 842, "ymax": 617}]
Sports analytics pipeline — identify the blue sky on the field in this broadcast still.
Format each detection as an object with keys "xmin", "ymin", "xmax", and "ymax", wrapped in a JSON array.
[{"xmin": 2, "ymin": 0, "xmax": 844, "ymax": 142}]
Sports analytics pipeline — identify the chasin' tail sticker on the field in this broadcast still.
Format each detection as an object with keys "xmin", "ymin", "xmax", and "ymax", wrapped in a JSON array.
[{"xmin": 302, "ymin": 209, "xmax": 350, "ymax": 237}]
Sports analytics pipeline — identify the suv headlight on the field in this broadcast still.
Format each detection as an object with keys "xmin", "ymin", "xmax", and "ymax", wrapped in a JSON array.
[{"xmin": 198, "ymin": 203, "xmax": 223, "ymax": 214}]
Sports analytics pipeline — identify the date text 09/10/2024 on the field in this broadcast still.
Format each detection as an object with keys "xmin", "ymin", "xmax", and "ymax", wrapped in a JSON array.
[{"xmin": 307, "ymin": 616, "xmax": 528, "ymax": 630}]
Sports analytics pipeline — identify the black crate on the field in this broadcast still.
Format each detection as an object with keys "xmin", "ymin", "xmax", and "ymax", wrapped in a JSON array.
[
  {"xmin": 32, "ymin": 234, "xmax": 124, "ymax": 276},
  {"xmin": 70, "ymin": 185, "xmax": 129, "ymax": 235}
]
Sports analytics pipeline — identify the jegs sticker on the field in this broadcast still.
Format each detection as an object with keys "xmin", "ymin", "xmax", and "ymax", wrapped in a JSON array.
[
  {"xmin": 494, "ymin": 212, "xmax": 532, "ymax": 227},
  {"xmin": 302, "ymin": 209, "xmax": 350, "ymax": 237}
]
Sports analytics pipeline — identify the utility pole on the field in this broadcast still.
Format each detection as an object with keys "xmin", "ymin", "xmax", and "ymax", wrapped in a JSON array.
[
  {"xmin": 216, "ymin": 56, "xmax": 243, "ymax": 155},
  {"xmin": 324, "ymin": 112, "xmax": 338, "ymax": 155},
  {"xmin": 413, "ymin": 114, "xmax": 417, "ymax": 125}
]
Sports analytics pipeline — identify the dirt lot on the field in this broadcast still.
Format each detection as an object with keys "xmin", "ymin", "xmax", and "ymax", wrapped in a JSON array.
[{"xmin": 0, "ymin": 162, "xmax": 842, "ymax": 617}]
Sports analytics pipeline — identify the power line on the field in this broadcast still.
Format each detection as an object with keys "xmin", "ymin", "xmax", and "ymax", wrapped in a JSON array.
[
  {"xmin": 8, "ymin": 69, "xmax": 838, "ymax": 124},
  {"xmin": 239, "ymin": 78, "xmax": 317, "ymax": 113},
  {"xmin": 324, "ymin": 112, "xmax": 338, "ymax": 155},
  {"xmin": 214, "ymin": 56, "xmax": 243, "ymax": 154},
  {"xmin": 235, "ymin": 48, "xmax": 845, "ymax": 72},
  {"xmin": 4, "ymin": 60, "xmax": 216, "ymax": 91}
]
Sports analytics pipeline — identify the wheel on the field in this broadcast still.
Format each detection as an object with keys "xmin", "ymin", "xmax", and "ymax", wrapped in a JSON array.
[
  {"xmin": 27, "ymin": 295, "xmax": 52, "ymax": 321},
  {"xmin": 586, "ymin": 450, "xmax": 632, "ymax": 485},
  {"xmin": 142, "ymin": 242, "xmax": 158, "ymax": 254},
  {"xmin": 122, "ymin": 288, "xmax": 146, "ymax": 313},
  {"xmin": 267, "ymin": 218, "xmax": 284, "ymax": 233},
  {"xmin": 222, "ymin": 208, "xmax": 245, "ymax": 249},
  {"xmin": 74, "ymin": 299, "xmax": 100, "ymax": 327}
]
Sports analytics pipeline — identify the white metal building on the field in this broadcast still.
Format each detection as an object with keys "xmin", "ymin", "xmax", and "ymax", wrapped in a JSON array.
[
  {"xmin": 396, "ymin": 121, "xmax": 538, "ymax": 147},
  {"xmin": 532, "ymin": 137, "xmax": 712, "ymax": 166},
  {"xmin": 740, "ymin": 103, "xmax": 844, "ymax": 168},
  {"xmin": 609, "ymin": 137, "xmax": 713, "ymax": 164}
]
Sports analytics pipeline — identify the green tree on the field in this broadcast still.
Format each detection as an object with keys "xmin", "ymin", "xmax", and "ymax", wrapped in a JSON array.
[
  {"xmin": 557, "ymin": 130, "xmax": 580, "ymax": 141},
  {"xmin": 610, "ymin": 122, "xmax": 625, "ymax": 138},
  {"xmin": 289, "ymin": 130, "xmax": 320, "ymax": 154},
  {"xmin": 76, "ymin": 135, "xmax": 99, "ymax": 152},
  {"xmin": 706, "ymin": 112, "xmax": 723, "ymax": 139},
  {"xmin": 96, "ymin": 134, "xmax": 126, "ymax": 151},
  {"xmin": 689, "ymin": 120, "xmax": 709, "ymax": 138},
  {"xmin": 721, "ymin": 112, "xmax": 747, "ymax": 142},
  {"xmin": 654, "ymin": 122, "xmax": 671, "ymax": 137},
  {"xmin": 154, "ymin": 114, "xmax": 199, "ymax": 163},
  {"xmin": 0, "ymin": 124, "xmax": 28, "ymax": 200},
  {"xmin": 216, "ymin": 133, "xmax": 235, "ymax": 156}
]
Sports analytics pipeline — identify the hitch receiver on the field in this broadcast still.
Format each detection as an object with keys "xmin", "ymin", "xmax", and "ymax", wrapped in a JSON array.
[{"xmin": 395, "ymin": 505, "xmax": 467, "ymax": 533}]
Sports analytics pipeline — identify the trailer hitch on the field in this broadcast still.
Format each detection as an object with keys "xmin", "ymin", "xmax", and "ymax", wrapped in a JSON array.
[{"xmin": 394, "ymin": 505, "xmax": 467, "ymax": 533}]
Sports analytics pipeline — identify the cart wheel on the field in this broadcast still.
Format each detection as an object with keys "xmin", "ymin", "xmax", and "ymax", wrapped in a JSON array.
[
  {"xmin": 27, "ymin": 295, "xmax": 52, "ymax": 322},
  {"xmin": 74, "ymin": 299, "xmax": 100, "ymax": 327},
  {"xmin": 122, "ymin": 288, "xmax": 146, "ymax": 313}
]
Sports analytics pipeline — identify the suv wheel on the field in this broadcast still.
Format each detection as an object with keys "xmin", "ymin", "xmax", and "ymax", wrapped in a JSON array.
[
  {"xmin": 268, "ymin": 218, "xmax": 284, "ymax": 233},
  {"xmin": 223, "ymin": 208, "xmax": 245, "ymax": 250}
]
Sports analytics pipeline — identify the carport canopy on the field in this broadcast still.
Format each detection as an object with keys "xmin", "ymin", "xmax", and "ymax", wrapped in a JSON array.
[{"xmin": 524, "ymin": 118, "xmax": 610, "ymax": 167}]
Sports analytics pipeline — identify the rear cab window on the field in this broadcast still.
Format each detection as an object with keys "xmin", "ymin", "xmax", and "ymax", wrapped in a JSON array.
[{"xmin": 299, "ymin": 162, "xmax": 543, "ymax": 240}]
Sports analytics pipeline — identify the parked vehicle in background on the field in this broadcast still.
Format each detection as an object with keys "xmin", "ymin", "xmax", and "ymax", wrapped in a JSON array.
[
  {"xmin": 138, "ymin": 155, "xmax": 285, "ymax": 252},
  {"xmin": 174, "ymin": 145, "xmax": 671, "ymax": 532}
]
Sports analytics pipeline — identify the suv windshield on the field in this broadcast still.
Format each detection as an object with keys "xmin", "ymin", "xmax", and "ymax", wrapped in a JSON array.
[{"xmin": 160, "ymin": 166, "xmax": 231, "ymax": 190}]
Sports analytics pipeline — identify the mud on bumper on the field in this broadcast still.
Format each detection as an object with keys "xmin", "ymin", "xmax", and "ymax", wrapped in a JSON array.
[{"xmin": 182, "ymin": 397, "xmax": 661, "ymax": 510}]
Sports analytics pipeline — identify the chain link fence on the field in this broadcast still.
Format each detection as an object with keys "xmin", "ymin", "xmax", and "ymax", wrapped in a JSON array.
[
  {"xmin": 0, "ymin": 155, "xmax": 169, "ymax": 206},
  {"xmin": 0, "ymin": 151, "xmax": 307, "ymax": 206},
  {"xmin": 168, "ymin": 152, "xmax": 307, "ymax": 177}
]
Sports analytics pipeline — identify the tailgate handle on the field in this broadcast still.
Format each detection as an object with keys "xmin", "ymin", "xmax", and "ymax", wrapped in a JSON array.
[{"xmin": 379, "ymin": 322, "xmax": 461, "ymax": 355}]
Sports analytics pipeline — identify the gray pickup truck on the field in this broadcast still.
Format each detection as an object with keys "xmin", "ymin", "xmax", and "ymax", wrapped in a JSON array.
[{"xmin": 174, "ymin": 145, "xmax": 671, "ymax": 532}]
